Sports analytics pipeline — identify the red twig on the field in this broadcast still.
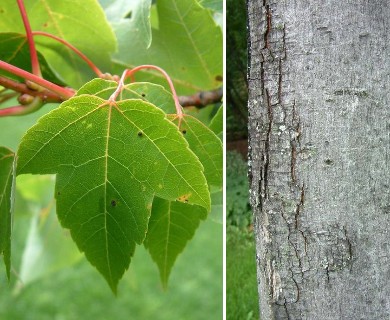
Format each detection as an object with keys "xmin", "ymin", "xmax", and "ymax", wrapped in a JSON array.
[
  {"xmin": 17, "ymin": 0, "xmax": 41, "ymax": 77},
  {"xmin": 0, "ymin": 76, "xmax": 64, "ymax": 103},
  {"xmin": 0, "ymin": 60, "xmax": 74, "ymax": 100}
]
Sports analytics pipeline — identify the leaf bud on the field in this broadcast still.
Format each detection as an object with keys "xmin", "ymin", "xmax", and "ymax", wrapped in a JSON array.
[
  {"xmin": 18, "ymin": 94, "xmax": 35, "ymax": 105},
  {"xmin": 25, "ymin": 80, "xmax": 42, "ymax": 91}
]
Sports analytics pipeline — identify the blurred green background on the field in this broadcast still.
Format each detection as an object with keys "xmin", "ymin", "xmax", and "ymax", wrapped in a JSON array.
[
  {"xmin": 0, "ymin": 103, "xmax": 222, "ymax": 320},
  {"xmin": 226, "ymin": 0, "xmax": 259, "ymax": 318},
  {"xmin": 226, "ymin": 151, "xmax": 258, "ymax": 320},
  {"xmin": 227, "ymin": 0, "xmax": 248, "ymax": 141}
]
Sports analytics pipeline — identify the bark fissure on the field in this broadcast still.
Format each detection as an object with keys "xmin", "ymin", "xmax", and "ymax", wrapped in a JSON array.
[
  {"xmin": 249, "ymin": 0, "xmax": 309, "ymax": 315},
  {"xmin": 263, "ymin": 88, "xmax": 273, "ymax": 198},
  {"xmin": 264, "ymin": 4, "xmax": 272, "ymax": 49},
  {"xmin": 249, "ymin": 0, "xmax": 389, "ymax": 319}
]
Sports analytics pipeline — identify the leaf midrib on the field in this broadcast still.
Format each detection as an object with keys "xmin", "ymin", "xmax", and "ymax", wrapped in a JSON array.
[{"xmin": 103, "ymin": 103, "xmax": 113, "ymax": 285}]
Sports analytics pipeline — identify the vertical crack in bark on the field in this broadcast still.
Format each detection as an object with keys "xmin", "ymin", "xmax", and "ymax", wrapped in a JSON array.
[
  {"xmin": 282, "ymin": 24, "xmax": 287, "ymax": 60},
  {"xmin": 262, "ymin": 3, "xmax": 306, "ymax": 312},
  {"xmin": 290, "ymin": 100, "xmax": 300, "ymax": 184},
  {"xmin": 269, "ymin": 259, "xmax": 275, "ymax": 299},
  {"xmin": 260, "ymin": 1, "xmax": 273, "ymax": 201},
  {"xmin": 277, "ymin": 58, "xmax": 283, "ymax": 105},
  {"xmin": 248, "ymin": 1, "xmax": 372, "ymax": 318},
  {"xmin": 325, "ymin": 264, "xmax": 330, "ymax": 283},
  {"xmin": 343, "ymin": 226, "xmax": 353, "ymax": 271},
  {"xmin": 294, "ymin": 184, "xmax": 305, "ymax": 229},
  {"xmin": 249, "ymin": 1, "xmax": 308, "ymax": 317},
  {"xmin": 285, "ymin": 303, "xmax": 291, "ymax": 320},
  {"xmin": 258, "ymin": 174, "xmax": 263, "ymax": 209},
  {"xmin": 290, "ymin": 269, "xmax": 301, "ymax": 303},
  {"xmin": 247, "ymin": 1, "xmax": 280, "ymax": 318},
  {"xmin": 290, "ymin": 145, "xmax": 297, "ymax": 184},
  {"xmin": 263, "ymin": 88, "xmax": 273, "ymax": 198},
  {"xmin": 264, "ymin": 4, "xmax": 272, "ymax": 49},
  {"xmin": 260, "ymin": 55, "xmax": 265, "ymax": 94}
]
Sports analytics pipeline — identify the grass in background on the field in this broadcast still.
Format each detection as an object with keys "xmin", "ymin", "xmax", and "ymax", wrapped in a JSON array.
[
  {"xmin": 226, "ymin": 151, "xmax": 252, "ymax": 228},
  {"xmin": 227, "ymin": 227, "xmax": 259, "ymax": 320},
  {"xmin": 226, "ymin": 151, "xmax": 259, "ymax": 320}
]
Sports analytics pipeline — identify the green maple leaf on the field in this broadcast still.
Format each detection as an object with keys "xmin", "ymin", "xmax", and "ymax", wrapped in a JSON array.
[
  {"xmin": 75, "ymin": 79, "xmax": 223, "ymax": 287},
  {"xmin": 144, "ymin": 114, "xmax": 222, "ymax": 286},
  {"xmin": 17, "ymin": 81, "xmax": 210, "ymax": 292},
  {"xmin": 0, "ymin": 146, "xmax": 15, "ymax": 280},
  {"xmin": 144, "ymin": 197, "xmax": 207, "ymax": 288}
]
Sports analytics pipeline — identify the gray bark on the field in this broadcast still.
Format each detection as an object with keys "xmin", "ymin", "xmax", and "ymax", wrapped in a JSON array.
[{"xmin": 247, "ymin": 1, "xmax": 390, "ymax": 319}]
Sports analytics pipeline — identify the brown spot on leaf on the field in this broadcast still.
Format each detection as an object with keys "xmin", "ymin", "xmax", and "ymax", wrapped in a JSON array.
[
  {"xmin": 111, "ymin": 200, "xmax": 117, "ymax": 207},
  {"xmin": 177, "ymin": 193, "xmax": 191, "ymax": 203},
  {"xmin": 215, "ymin": 75, "xmax": 223, "ymax": 82}
]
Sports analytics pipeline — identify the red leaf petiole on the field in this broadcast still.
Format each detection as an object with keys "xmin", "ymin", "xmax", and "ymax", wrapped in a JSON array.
[
  {"xmin": 109, "ymin": 65, "xmax": 184, "ymax": 124},
  {"xmin": 0, "ymin": 96, "xmax": 43, "ymax": 117},
  {"xmin": 32, "ymin": 31, "xmax": 104, "ymax": 78},
  {"xmin": 17, "ymin": 0, "xmax": 41, "ymax": 77}
]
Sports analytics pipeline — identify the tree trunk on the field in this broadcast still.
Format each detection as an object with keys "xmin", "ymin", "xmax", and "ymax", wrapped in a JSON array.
[{"xmin": 247, "ymin": 1, "xmax": 390, "ymax": 319}]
